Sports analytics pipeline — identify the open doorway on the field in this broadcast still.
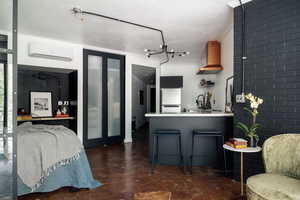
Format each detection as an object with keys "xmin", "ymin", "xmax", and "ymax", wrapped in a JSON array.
[{"xmin": 131, "ymin": 65, "xmax": 156, "ymax": 140}]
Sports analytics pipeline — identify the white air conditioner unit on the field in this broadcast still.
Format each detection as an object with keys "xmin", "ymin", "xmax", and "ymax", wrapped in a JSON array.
[{"xmin": 29, "ymin": 42, "xmax": 74, "ymax": 61}]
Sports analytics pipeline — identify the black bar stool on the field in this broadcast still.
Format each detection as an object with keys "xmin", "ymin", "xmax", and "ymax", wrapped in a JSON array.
[
  {"xmin": 190, "ymin": 129, "xmax": 226, "ymax": 174},
  {"xmin": 151, "ymin": 129, "xmax": 184, "ymax": 174}
]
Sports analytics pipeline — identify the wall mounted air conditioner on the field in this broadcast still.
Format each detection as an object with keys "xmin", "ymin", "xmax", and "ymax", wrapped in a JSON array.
[{"xmin": 29, "ymin": 42, "xmax": 74, "ymax": 61}]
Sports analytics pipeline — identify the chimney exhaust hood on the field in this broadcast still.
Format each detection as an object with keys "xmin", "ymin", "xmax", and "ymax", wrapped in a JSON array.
[{"xmin": 197, "ymin": 41, "xmax": 223, "ymax": 75}]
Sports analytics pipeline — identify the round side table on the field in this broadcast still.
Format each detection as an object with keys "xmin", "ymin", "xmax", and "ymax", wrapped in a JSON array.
[{"xmin": 223, "ymin": 144, "xmax": 262, "ymax": 197}]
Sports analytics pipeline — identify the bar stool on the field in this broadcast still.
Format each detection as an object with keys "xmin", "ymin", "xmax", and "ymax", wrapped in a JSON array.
[
  {"xmin": 189, "ymin": 129, "xmax": 226, "ymax": 174},
  {"xmin": 151, "ymin": 129, "xmax": 184, "ymax": 174}
]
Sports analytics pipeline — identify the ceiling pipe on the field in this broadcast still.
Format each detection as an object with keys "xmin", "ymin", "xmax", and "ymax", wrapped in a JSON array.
[
  {"xmin": 239, "ymin": 0, "xmax": 247, "ymax": 95},
  {"xmin": 71, "ymin": 7, "xmax": 169, "ymax": 65}
]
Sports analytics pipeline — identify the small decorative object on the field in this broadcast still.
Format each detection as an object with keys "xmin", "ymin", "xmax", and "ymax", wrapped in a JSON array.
[
  {"xmin": 61, "ymin": 101, "xmax": 69, "ymax": 115},
  {"xmin": 30, "ymin": 92, "xmax": 52, "ymax": 117},
  {"xmin": 236, "ymin": 93, "xmax": 263, "ymax": 147},
  {"xmin": 56, "ymin": 108, "xmax": 62, "ymax": 115},
  {"xmin": 55, "ymin": 101, "xmax": 69, "ymax": 118},
  {"xmin": 225, "ymin": 103, "xmax": 232, "ymax": 113},
  {"xmin": 18, "ymin": 108, "xmax": 27, "ymax": 115}
]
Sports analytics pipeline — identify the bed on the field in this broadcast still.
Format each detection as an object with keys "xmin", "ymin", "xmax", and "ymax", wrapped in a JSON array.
[{"xmin": 17, "ymin": 122, "xmax": 101, "ymax": 196}]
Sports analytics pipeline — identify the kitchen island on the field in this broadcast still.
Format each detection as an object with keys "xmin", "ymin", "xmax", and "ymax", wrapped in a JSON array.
[{"xmin": 145, "ymin": 112, "xmax": 234, "ymax": 170}]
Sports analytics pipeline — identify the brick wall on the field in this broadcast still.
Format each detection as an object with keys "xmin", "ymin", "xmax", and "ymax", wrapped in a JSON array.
[{"xmin": 233, "ymin": 0, "xmax": 300, "ymax": 180}]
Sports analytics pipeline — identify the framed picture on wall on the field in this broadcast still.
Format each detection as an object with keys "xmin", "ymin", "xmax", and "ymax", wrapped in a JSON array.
[{"xmin": 30, "ymin": 91, "xmax": 53, "ymax": 117}]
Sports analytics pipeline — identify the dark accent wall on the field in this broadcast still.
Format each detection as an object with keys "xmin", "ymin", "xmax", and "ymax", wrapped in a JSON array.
[
  {"xmin": 18, "ymin": 69, "xmax": 70, "ymax": 114},
  {"xmin": 160, "ymin": 76, "xmax": 183, "ymax": 88},
  {"xmin": 17, "ymin": 67, "xmax": 78, "ymax": 132},
  {"xmin": 233, "ymin": 0, "xmax": 300, "ymax": 180}
]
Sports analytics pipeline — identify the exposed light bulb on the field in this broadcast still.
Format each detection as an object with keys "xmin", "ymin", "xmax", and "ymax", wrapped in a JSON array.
[{"xmin": 143, "ymin": 44, "xmax": 189, "ymax": 62}]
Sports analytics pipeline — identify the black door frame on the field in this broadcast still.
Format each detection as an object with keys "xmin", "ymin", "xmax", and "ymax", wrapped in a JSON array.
[{"xmin": 83, "ymin": 49, "xmax": 125, "ymax": 148}]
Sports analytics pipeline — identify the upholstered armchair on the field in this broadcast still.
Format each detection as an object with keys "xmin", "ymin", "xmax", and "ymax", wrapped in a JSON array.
[{"xmin": 247, "ymin": 134, "xmax": 300, "ymax": 200}]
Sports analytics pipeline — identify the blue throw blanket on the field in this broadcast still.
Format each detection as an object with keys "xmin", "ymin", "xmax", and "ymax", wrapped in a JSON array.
[{"xmin": 18, "ymin": 151, "xmax": 101, "ymax": 196}]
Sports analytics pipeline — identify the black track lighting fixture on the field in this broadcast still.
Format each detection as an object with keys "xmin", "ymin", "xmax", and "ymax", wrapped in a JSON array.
[{"xmin": 72, "ymin": 7, "xmax": 189, "ymax": 65}]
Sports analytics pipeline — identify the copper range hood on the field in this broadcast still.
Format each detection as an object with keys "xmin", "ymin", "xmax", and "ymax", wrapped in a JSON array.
[{"xmin": 197, "ymin": 41, "xmax": 223, "ymax": 74}]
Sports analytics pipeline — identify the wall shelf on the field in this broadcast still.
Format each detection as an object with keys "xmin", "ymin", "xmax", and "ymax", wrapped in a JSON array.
[
  {"xmin": 200, "ymin": 84, "xmax": 215, "ymax": 88},
  {"xmin": 17, "ymin": 117, "xmax": 75, "ymax": 122}
]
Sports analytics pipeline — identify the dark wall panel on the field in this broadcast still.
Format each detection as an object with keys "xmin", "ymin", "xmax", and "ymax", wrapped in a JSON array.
[
  {"xmin": 18, "ymin": 69, "xmax": 70, "ymax": 115},
  {"xmin": 17, "ymin": 68, "xmax": 78, "ymax": 132},
  {"xmin": 233, "ymin": 0, "xmax": 300, "ymax": 180},
  {"xmin": 160, "ymin": 76, "xmax": 183, "ymax": 88}
]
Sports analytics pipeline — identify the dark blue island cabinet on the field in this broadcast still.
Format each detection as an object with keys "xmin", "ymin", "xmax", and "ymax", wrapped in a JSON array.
[{"xmin": 146, "ymin": 112, "xmax": 234, "ymax": 170}]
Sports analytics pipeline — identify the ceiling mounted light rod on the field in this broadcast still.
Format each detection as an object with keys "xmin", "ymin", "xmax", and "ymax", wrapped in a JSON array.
[
  {"xmin": 72, "ymin": 7, "xmax": 166, "ymax": 46},
  {"xmin": 72, "ymin": 7, "xmax": 189, "ymax": 65}
]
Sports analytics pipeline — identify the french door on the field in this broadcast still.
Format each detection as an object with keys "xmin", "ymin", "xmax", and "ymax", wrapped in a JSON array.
[{"xmin": 83, "ymin": 49, "xmax": 125, "ymax": 148}]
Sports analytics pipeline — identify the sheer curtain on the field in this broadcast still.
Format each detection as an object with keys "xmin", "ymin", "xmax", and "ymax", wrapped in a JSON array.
[
  {"xmin": 107, "ymin": 58, "xmax": 121, "ymax": 137},
  {"xmin": 87, "ymin": 55, "xmax": 103, "ymax": 139}
]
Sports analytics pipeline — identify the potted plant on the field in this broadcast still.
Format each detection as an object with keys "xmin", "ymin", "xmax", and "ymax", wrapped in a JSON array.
[{"xmin": 236, "ymin": 93, "xmax": 263, "ymax": 147}]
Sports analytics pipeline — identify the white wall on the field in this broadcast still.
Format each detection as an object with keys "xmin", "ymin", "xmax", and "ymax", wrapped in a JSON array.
[
  {"xmin": 160, "ymin": 24, "xmax": 234, "ymax": 112},
  {"xmin": 160, "ymin": 58, "xmax": 216, "ymax": 110},
  {"xmin": 214, "ymin": 25, "xmax": 234, "ymax": 111},
  {"xmin": 16, "ymin": 33, "xmax": 160, "ymax": 143},
  {"xmin": 132, "ymin": 74, "xmax": 147, "ymax": 129}
]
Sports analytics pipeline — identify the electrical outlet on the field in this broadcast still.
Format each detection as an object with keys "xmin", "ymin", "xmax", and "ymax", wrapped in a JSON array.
[{"xmin": 236, "ymin": 94, "xmax": 246, "ymax": 103}]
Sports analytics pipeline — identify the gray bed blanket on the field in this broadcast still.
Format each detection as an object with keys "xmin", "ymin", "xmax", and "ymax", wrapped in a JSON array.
[{"xmin": 17, "ymin": 122, "xmax": 83, "ymax": 191}]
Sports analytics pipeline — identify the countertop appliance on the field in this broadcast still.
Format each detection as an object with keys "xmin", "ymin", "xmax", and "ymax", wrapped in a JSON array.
[{"xmin": 161, "ymin": 88, "xmax": 181, "ymax": 113}]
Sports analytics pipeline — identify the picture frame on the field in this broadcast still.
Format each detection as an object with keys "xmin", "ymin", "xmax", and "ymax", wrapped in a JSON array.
[{"xmin": 30, "ymin": 91, "xmax": 53, "ymax": 117}]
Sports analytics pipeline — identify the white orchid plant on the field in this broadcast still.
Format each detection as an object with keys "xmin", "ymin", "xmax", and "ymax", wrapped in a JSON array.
[{"xmin": 236, "ymin": 93, "xmax": 263, "ymax": 143}]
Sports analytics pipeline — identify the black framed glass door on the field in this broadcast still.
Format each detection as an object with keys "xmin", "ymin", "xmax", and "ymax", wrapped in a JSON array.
[{"xmin": 83, "ymin": 49, "xmax": 125, "ymax": 148}]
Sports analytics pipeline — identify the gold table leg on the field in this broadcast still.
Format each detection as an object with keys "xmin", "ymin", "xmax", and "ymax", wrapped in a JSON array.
[{"xmin": 240, "ymin": 152, "xmax": 244, "ymax": 196}]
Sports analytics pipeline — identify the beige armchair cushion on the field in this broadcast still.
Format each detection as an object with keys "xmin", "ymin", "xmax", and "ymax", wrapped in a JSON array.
[
  {"xmin": 247, "ymin": 173, "xmax": 300, "ymax": 200},
  {"xmin": 263, "ymin": 134, "xmax": 300, "ymax": 179}
]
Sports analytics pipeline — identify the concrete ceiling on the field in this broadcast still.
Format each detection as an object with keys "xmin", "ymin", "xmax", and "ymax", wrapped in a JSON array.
[{"xmin": 1, "ymin": 0, "xmax": 234, "ymax": 60}]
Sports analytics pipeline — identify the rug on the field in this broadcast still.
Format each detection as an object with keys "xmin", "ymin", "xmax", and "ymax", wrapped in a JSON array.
[{"xmin": 134, "ymin": 191, "xmax": 171, "ymax": 200}]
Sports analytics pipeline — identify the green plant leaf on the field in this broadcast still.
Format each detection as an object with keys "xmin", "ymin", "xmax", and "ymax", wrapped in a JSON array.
[{"xmin": 236, "ymin": 122, "xmax": 249, "ymax": 134}]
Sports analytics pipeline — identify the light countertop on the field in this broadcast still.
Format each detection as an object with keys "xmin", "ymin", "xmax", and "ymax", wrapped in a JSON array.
[{"xmin": 145, "ymin": 112, "xmax": 234, "ymax": 117}]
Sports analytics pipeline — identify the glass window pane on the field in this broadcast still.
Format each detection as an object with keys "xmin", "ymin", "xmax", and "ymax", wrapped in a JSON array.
[
  {"xmin": 107, "ymin": 58, "xmax": 121, "ymax": 137},
  {"xmin": 0, "ymin": 63, "xmax": 13, "ymax": 199},
  {"xmin": 88, "ymin": 55, "xmax": 102, "ymax": 139},
  {"xmin": 0, "ymin": 52, "xmax": 13, "ymax": 200}
]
